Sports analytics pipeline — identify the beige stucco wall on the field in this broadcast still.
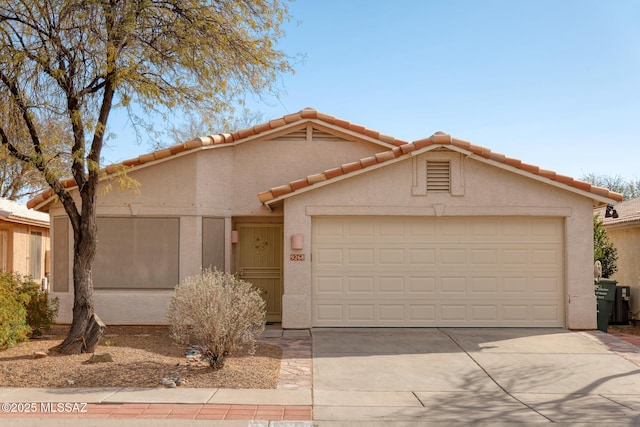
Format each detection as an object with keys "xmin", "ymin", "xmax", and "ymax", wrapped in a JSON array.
[
  {"xmin": 281, "ymin": 151, "xmax": 596, "ymax": 329},
  {"xmin": 608, "ymin": 225, "xmax": 640, "ymax": 318},
  {"xmin": 48, "ymin": 131, "xmax": 386, "ymax": 324},
  {"xmin": 0, "ymin": 221, "xmax": 50, "ymax": 280}
]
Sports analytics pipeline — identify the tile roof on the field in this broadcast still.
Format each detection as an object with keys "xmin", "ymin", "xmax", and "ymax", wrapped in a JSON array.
[
  {"xmin": 27, "ymin": 108, "xmax": 407, "ymax": 209},
  {"xmin": 258, "ymin": 131, "xmax": 624, "ymax": 205},
  {"xmin": 597, "ymin": 197, "xmax": 640, "ymax": 226},
  {"xmin": 0, "ymin": 197, "xmax": 50, "ymax": 225}
]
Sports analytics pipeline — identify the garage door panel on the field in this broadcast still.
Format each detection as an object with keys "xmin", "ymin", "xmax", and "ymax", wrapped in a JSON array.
[{"xmin": 312, "ymin": 217, "xmax": 564, "ymax": 327}]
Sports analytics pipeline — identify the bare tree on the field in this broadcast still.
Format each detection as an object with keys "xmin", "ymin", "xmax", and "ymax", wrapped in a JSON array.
[
  {"xmin": 0, "ymin": 0, "xmax": 293, "ymax": 353},
  {"xmin": 582, "ymin": 173, "xmax": 640, "ymax": 201},
  {"xmin": 168, "ymin": 109, "xmax": 268, "ymax": 147}
]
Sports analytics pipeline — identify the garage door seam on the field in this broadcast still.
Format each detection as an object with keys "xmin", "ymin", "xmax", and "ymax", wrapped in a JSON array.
[{"xmin": 438, "ymin": 328, "xmax": 553, "ymax": 422}]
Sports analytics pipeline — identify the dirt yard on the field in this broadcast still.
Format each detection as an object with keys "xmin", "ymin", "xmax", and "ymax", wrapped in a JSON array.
[{"xmin": 0, "ymin": 325, "xmax": 282, "ymax": 389}]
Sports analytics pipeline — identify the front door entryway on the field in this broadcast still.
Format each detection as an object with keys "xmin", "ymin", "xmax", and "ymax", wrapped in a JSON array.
[{"xmin": 235, "ymin": 223, "xmax": 283, "ymax": 322}]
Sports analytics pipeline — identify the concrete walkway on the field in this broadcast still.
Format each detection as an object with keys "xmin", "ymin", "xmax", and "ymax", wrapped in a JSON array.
[
  {"xmin": 312, "ymin": 327, "xmax": 640, "ymax": 425},
  {"xmin": 3, "ymin": 326, "xmax": 640, "ymax": 426}
]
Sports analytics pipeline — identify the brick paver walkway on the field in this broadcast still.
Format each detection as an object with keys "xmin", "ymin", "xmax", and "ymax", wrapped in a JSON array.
[
  {"xmin": 0, "ymin": 403, "xmax": 312, "ymax": 420},
  {"xmin": 579, "ymin": 328, "xmax": 640, "ymax": 367}
]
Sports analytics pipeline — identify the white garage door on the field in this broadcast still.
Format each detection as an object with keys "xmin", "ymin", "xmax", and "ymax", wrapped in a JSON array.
[{"xmin": 312, "ymin": 216, "xmax": 564, "ymax": 327}]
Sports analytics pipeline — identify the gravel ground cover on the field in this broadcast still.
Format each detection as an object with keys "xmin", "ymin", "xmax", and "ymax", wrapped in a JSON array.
[{"xmin": 0, "ymin": 325, "xmax": 282, "ymax": 389}]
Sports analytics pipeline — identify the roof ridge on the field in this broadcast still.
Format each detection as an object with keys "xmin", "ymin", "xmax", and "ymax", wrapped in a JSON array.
[
  {"xmin": 27, "ymin": 108, "xmax": 406, "ymax": 209},
  {"xmin": 258, "ymin": 132, "xmax": 624, "ymax": 204}
]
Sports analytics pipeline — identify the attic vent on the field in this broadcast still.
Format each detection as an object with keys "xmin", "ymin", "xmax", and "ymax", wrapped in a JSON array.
[{"xmin": 426, "ymin": 161, "xmax": 451, "ymax": 192}]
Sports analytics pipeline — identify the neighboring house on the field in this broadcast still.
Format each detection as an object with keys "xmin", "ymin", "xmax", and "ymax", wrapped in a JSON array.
[
  {"xmin": 28, "ymin": 108, "xmax": 622, "ymax": 328},
  {"xmin": 597, "ymin": 197, "xmax": 640, "ymax": 319},
  {"xmin": 0, "ymin": 198, "xmax": 50, "ymax": 282}
]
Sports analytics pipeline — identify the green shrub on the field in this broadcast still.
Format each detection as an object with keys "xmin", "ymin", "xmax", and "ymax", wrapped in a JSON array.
[
  {"xmin": 21, "ymin": 279, "xmax": 59, "ymax": 336},
  {"xmin": 167, "ymin": 268, "xmax": 266, "ymax": 369},
  {"xmin": 594, "ymin": 215, "xmax": 618, "ymax": 278},
  {"xmin": 0, "ymin": 272, "xmax": 30, "ymax": 349},
  {"xmin": 0, "ymin": 272, "xmax": 59, "ymax": 347}
]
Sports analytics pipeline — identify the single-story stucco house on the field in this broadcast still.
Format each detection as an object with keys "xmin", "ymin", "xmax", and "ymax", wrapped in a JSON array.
[
  {"xmin": 0, "ymin": 198, "xmax": 50, "ymax": 282},
  {"xmin": 28, "ymin": 108, "xmax": 623, "ymax": 329},
  {"xmin": 597, "ymin": 197, "xmax": 640, "ymax": 320}
]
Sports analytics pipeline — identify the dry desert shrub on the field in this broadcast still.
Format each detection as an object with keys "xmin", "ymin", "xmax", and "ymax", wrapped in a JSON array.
[{"xmin": 167, "ymin": 269, "xmax": 266, "ymax": 369}]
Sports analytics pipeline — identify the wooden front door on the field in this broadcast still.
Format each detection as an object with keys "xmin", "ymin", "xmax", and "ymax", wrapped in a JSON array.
[{"xmin": 235, "ymin": 223, "xmax": 283, "ymax": 322}]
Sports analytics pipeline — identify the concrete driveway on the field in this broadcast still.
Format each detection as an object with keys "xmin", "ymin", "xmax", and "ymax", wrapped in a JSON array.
[{"xmin": 312, "ymin": 328, "xmax": 640, "ymax": 424}]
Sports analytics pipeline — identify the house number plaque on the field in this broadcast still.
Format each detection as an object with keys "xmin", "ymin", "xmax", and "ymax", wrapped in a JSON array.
[{"xmin": 290, "ymin": 254, "xmax": 305, "ymax": 261}]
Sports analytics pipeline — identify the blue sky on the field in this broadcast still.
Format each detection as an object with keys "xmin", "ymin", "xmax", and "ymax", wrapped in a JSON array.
[{"xmin": 105, "ymin": 0, "xmax": 640, "ymax": 181}]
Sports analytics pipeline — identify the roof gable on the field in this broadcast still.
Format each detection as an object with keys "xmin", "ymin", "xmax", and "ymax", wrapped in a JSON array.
[
  {"xmin": 27, "ymin": 108, "xmax": 407, "ymax": 210},
  {"xmin": 258, "ymin": 131, "xmax": 624, "ymax": 207}
]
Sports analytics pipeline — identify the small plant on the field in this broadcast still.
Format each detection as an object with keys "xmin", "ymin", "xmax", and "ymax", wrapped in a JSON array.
[
  {"xmin": 0, "ymin": 272, "xmax": 59, "ymax": 345},
  {"xmin": 21, "ymin": 279, "xmax": 59, "ymax": 337},
  {"xmin": 594, "ymin": 215, "xmax": 618, "ymax": 278},
  {"xmin": 167, "ymin": 268, "xmax": 266, "ymax": 369},
  {"xmin": 0, "ymin": 272, "xmax": 31, "ymax": 349}
]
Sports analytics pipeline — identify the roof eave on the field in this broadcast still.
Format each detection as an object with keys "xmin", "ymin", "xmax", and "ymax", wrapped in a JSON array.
[
  {"xmin": 441, "ymin": 144, "xmax": 622, "ymax": 205},
  {"xmin": 262, "ymin": 143, "xmax": 622, "ymax": 207},
  {"xmin": 263, "ymin": 150, "xmax": 413, "ymax": 208}
]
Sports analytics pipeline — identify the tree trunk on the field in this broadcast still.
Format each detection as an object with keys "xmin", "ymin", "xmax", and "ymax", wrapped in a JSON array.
[{"xmin": 52, "ymin": 201, "xmax": 104, "ymax": 354}]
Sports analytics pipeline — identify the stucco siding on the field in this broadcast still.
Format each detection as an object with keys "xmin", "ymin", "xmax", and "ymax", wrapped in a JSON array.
[
  {"xmin": 48, "ymin": 132, "xmax": 385, "ymax": 324},
  {"xmin": 282, "ymin": 154, "xmax": 596, "ymax": 329},
  {"xmin": 609, "ymin": 226, "xmax": 640, "ymax": 317}
]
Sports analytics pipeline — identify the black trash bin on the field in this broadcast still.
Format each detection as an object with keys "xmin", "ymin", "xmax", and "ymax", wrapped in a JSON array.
[{"xmin": 594, "ymin": 279, "xmax": 617, "ymax": 332}]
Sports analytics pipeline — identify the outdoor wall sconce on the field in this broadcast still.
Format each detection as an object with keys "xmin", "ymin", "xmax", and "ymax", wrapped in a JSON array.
[
  {"xmin": 291, "ymin": 234, "xmax": 304, "ymax": 250},
  {"xmin": 231, "ymin": 230, "xmax": 239, "ymax": 244},
  {"xmin": 605, "ymin": 204, "xmax": 619, "ymax": 219}
]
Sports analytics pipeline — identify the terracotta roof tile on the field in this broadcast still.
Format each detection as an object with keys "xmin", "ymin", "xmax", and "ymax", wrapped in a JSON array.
[
  {"xmin": 504, "ymin": 157, "xmax": 522, "ymax": 168},
  {"xmin": 28, "ymin": 108, "xmax": 406, "ymax": 209},
  {"xmin": 413, "ymin": 138, "xmax": 431, "ymax": 150},
  {"xmin": 360, "ymin": 156, "xmax": 377, "ymax": 168},
  {"xmin": 334, "ymin": 118, "xmax": 350, "ymax": 128},
  {"xmin": 323, "ymin": 167, "xmax": 344, "ymax": 180},
  {"xmin": 300, "ymin": 108, "xmax": 317, "ymax": 119},
  {"xmin": 168, "ymin": 143, "xmax": 188, "ymax": 155},
  {"xmin": 270, "ymin": 184, "xmax": 292, "ymax": 198},
  {"xmin": 363, "ymin": 129, "xmax": 380, "ymax": 139},
  {"xmin": 342, "ymin": 161, "xmax": 363, "ymax": 174},
  {"xmin": 306, "ymin": 173, "xmax": 327, "ymax": 184},
  {"xmin": 122, "ymin": 158, "xmax": 141, "ymax": 167},
  {"xmin": 139, "ymin": 153, "xmax": 155, "ymax": 164},
  {"xmin": 375, "ymin": 151, "xmax": 396, "ymax": 162},
  {"xmin": 258, "ymin": 190, "xmax": 273, "ymax": 203},
  {"xmin": 253, "ymin": 122, "xmax": 271, "ymax": 134},
  {"xmin": 237, "ymin": 126, "xmax": 255, "ymax": 139},
  {"xmin": 538, "ymin": 169, "xmax": 557, "ymax": 180},
  {"xmin": 573, "ymin": 180, "xmax": 592, "ymax": 192},
  {"xmin": 290, "ymin": 178, "xmax": 312, "ymax": 191},
  {"xmin": 555, "ymin": 174, "xmax": 574, "ymax": 186},
  {"xmin": 432, "ymin": 133, "xmax": 451, "ymax": 145},
  {"xmin": 258, "ymin": 130, "xmax": 624, "ymax": 205},
  {"xmin": 283, "ymin": 112, "xmax": 302, "ymax": 123},
  {"xmin": 451, "ymin": 137, "xmax": 471, "ymax": 150},
  {"xmin": 27, "ymin": 110, "xmax": 623, "ymax": 210},
  {"xmin": 316, "ymin": 112, "xmax": 336, "ymax": 123},
  {"xmin": 400, "ymin": 144, "xmax": 417, "ymax": 154}
]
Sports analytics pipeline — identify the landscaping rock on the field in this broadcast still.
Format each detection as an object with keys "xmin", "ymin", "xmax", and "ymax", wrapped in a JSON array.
[
  {"xmin": 33, "ymin": 351, "xmax": 47, "ymax": 359},
  {"xmin": 87, "ymin": 352, "xmax": 113, "ymax": 363}
]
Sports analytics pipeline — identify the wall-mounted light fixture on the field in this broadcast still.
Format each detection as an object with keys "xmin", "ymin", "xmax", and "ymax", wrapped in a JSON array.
[
  {"xmin": 291, "ymin": 234, "xmax": 304, "ymax": 250},
  {"xmin": 231, "ymin": 230, "xmax": 239, "ymax": 244},
  {"xmin": 605, "ymin": 204, "xmax": 619, "ymax": 219}
]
